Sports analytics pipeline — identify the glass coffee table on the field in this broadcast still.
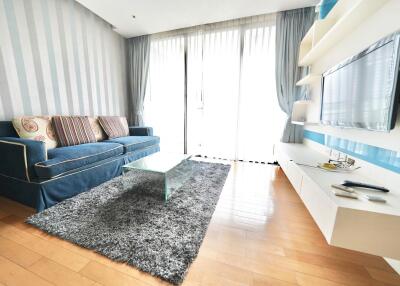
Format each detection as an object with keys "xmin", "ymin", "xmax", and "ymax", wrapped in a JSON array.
[{"xmin": 122, "ymin": 152, "xmax": 193, "ymax": 201}]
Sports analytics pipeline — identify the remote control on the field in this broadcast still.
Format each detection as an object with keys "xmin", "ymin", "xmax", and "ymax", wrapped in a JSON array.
[
  {"xmin": 333, "ymin": 190, "xmax": 359, "ymax": 199},
  {"xmin": 363, "ymin": 195, "xmax": 387, "ymax": 203},
  {"xmin": 331, "ymin": 184, "xmax": 355, "ymax": 193},
  {"xmin": 342, "ymin": 180, "xmax": 389, "ymax": 193}
]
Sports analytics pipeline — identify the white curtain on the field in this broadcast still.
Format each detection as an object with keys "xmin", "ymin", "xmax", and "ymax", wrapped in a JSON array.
[
  {"xmin": 144, "ymin": 14, "xmax": 285, "ymax": 162},
  {"xmin": 187, "ymin": 14, "xmax": 284, "ymax": 162},
  {"xmin": 237, "ymin": 21, "xmax": 285, "ymax": 162},
  {"xmin": 187, "ymin": 26, "xmax": 241, "ymax": 160},
  {"xmin": 143, "ymin": 36, "xmax": 185, "ymax": 153}
]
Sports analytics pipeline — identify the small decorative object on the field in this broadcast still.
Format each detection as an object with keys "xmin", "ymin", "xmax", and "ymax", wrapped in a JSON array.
[
  {"xmin": 317, "ymin": 154, "xmax": 360, "ymax": 173},
  {"xmin": 317, "ymin": 163, "xmax": 360, "ymax": 173},
  {"xmin": 320, "ymin": 162, "xmax": 337, "ymax": 170},
  {"xmin": 318, "ymin": 0, "xmax": 338, "ymax": 19}
]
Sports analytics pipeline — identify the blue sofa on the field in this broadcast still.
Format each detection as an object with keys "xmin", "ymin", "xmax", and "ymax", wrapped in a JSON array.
[{"xmin": 0, "ymin": 121, "xmax": 160, "ymax": 212}]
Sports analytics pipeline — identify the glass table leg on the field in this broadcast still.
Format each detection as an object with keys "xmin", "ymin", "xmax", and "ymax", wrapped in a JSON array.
[
  {"xmin": 123, "ymin": 159, "xmax": 194, "ymax": 202},
  {"xmin": 164, "ymin": 159, "xmax": 194, "ymax": 201}
]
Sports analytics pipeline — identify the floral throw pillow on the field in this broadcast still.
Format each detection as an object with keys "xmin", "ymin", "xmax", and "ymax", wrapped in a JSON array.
[{"xmin": 12, "ymin": 116, "xmax": 58, "ymax": 149}]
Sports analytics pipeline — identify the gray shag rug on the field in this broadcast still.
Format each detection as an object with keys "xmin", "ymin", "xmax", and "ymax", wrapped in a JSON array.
[{"xmin": 26, "ymin": 160, "xmax": 230, "ymax": 285}]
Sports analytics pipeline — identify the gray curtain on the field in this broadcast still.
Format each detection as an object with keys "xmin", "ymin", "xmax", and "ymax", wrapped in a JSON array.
[
  {"xmin": 275, "ymin": 7, "xmax": 314, "ymax": 143},
  {"xmin": 127, "ymin": 35, "xmax": 150, "ymax": 126}
]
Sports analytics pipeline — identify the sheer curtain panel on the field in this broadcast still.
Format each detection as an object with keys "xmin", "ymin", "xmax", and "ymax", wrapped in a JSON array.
[
  {"xmin": 187, "ymin": 26, "xmax": 241, "ymax": 160},
  {"xmin": 143, "ymin": 36, "xmax": 185, "ymax": 153},
  {"xmin": 144, "ymin": 14, "xmax": 285, "ymax": 162},
  {"xmin": 236, "ymin": 19, "xmax": 285, "ymax": 162},
  {"xmin": 187, "ymin": 14, "xmax": 283, "ymax": 162}
]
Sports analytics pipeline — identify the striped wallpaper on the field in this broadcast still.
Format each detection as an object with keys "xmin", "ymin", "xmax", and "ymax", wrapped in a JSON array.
[{"xmin": 0, "ymin": 0, "xmax": 128, "ymax": 121}]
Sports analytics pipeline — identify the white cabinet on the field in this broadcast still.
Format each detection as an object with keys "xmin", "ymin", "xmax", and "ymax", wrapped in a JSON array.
[
  {"xmin": 301, "ymin": 175, "xmax": 337, "ymax": 241},
  {"xmin": 276, "ymin": 143, "xmax": 400, "ymax": 260},
  {"xmin": 275, "ymin": 147, "xmax": 302, "ymax": 194},
  {"xmin": 285, "ymin": 161, "xmax": 303, "ymax": 195}
]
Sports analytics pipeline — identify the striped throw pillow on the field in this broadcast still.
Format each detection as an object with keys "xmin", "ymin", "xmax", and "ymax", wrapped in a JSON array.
[
  {"xmin": 88, "ymin": 116, "xmax": 106, "ymax": 141},
  {"xmin": 98, "ymin": 116, "xmax": 129, "ymax": 139},
  {"xmin": 52, "ymin": 116, "xmax": 97, "ymax": 147}
]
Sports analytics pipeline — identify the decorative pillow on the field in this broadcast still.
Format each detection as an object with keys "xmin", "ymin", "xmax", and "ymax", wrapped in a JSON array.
[
  {"xmin": 52, "ymin": 116, "xmax": 97, "ymax": 147},
  {"xmin": 98, "ymin": 116, "xmax": 129, "ymax": 139},
  {"xmin": 88, "ymin": 117, "xmax": 106, "ymax": 141},
  {"xmin": 12, "ymin": 116, "xmax": 58, "ymax": 149}
]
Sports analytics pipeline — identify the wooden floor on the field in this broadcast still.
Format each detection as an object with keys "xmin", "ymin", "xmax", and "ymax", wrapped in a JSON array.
[{"xmin": 0, "ymin": 162, "xmax": 399, "ymax": 286}]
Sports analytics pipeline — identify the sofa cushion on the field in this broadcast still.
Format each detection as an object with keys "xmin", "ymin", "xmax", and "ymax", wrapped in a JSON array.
[
  {"xmin": 52, "ymin": 116, "xmax": 97, "ymax": 147},
  {"xmin": 105, "ymin": 136, "xmax": 160, "ymax": 153},
  {"xmin": 98, "ymin": 116, "xmax": 129, "ymax": 139},
  {"xmin": 12, "ymin": 116, "xmax": 58, "ymax": 149},
  {"xmin": 34, "ymin": 142, "xmax": 123, "ymax": 179}
]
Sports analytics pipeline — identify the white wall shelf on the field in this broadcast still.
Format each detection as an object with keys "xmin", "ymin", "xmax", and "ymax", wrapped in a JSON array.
[
  {"xmin": 292, "ymin": 121, "xmax": 320, "ymax": 125},
  {"xmin": 291, "ymin": 100, "xmax": 309, "ymax": 124},
  {"xmin": 291, "ymin": 100, "xmax": 320, "ymax": 125},
  {"xmin": 296, "ymin": 74, "xmax": 321, "ymax": 86},
  {"xmin": 291, "ymin": 121, "xmax": 305, "ymax": 125},
  {"xmin": 298, "ymin": 0, "xmax": 388, "ymax": 67}
]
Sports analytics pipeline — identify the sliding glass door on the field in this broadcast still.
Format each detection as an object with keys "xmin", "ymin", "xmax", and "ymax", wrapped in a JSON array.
[{"xmin": 144, "ymin": 15, "xmax": 285, "ymax": 162}]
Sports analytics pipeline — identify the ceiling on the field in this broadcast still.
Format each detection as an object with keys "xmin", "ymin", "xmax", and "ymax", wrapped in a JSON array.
[{"xmin": 76, "ymin": 0, "xmax": 318, "ymax": 38}]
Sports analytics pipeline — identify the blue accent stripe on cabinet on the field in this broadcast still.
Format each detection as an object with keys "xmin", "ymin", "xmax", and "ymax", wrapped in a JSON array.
[
  {"xmin": 304, "ymin": 130, "xmax": 400, "ymax": 174},
  {"xmin": 303, "ymin": 130, "xmax": 325, "ymax": 145}
]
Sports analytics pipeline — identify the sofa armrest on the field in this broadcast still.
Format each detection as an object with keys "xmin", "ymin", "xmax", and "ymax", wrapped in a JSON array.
[
  {"xmin": 129, "ymin": 126, "xmax": 154, "ymax": 136},
  {"xmin": 0, "ymin": 137, "xmax": 47, "ymax": 181}
]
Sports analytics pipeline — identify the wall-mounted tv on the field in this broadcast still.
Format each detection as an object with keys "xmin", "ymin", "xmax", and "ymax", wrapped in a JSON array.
[{"xmin": 320, "ymin": 31, "xmax": 400, "ymax": 131}]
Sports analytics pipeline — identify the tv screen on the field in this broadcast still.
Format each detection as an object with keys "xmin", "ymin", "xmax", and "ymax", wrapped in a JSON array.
[{"xmin": 320, "ymin": 31, "xmax": 400, "ymax": 131}]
